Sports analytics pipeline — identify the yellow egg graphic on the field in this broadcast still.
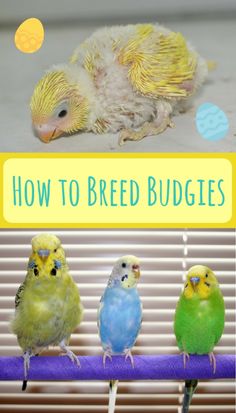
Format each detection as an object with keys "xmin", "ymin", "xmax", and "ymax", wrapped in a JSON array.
[{"xmin": 14, "ymin": 18, "xmax": 44, "ymax": 53}]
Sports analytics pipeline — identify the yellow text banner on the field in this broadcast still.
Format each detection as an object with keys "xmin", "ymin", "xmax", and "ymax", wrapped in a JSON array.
[{"xmin": 0, "ymin": 153, "xmax": 235, "ymax": 227}]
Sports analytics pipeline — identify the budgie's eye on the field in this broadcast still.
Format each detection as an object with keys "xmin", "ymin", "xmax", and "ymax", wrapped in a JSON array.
[
  {"xmin": 122, "ymin": 263, "xmax": 126, "ymax": 268},
  {"xmin": 205, "ymin": 274, "xmax": 208, "ymax": 278},
  {"xmin": 34, "ymin": 268, "xmax": 39, "ymax": 276},
  {"xmin": 58, "ymin": 109, "xmax": 67, "ymax": 118},
  {"xmin": 50, "ymin": 268, "xmax": 57, "ymax": 276},
  {"xmin": 54, "ymin": 249, "xmax": 57, "ymax": 253}
]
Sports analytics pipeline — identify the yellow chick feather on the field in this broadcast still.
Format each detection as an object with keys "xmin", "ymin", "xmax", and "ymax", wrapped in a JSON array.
[{"xmin": 30, "ymin": 23, "xmax": 208, "ymax": 144}]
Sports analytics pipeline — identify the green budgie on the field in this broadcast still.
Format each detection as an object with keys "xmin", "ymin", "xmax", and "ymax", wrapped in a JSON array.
[{"xmin": 174, "ymin": 265, "xmax": 225, "ymax": 412}]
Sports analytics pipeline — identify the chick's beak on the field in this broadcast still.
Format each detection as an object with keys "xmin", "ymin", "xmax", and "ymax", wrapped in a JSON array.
[
  {"xmin": 190, "ymin": 276, "xmax": 200, "ymax": 291},
  {"xmin": 132, "ymin": 264, "xmax": 140, "ymax": 279},
  {"xmin": 33, "ymin": 124, "xmax": 63, "ymax": 143},
  {"xmin": 37, "ymin": 249, "xmax": 50, "ymax": 262}
]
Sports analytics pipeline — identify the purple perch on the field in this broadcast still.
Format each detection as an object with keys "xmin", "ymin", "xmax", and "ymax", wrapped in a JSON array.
[{"xmin": 0, "ymin": 355, "xmax": 235, "ymax": 382}]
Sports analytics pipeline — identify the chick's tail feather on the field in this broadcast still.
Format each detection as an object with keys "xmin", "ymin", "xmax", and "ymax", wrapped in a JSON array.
[
  {"xmin": 108, "ymin": 380, "xmax": 119, "ymax": 413},
  {"xmin": 182, "ymin": 380, "xmax": 198, "ymax": 413}
]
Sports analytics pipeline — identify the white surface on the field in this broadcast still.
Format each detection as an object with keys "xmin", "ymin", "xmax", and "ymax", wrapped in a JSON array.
[
  {"xmin": 1, "ymin": 0, "xmax": 236, "ymax": 22},
  {"xmin": 0, "ymin": 19, "xmax": 236, "ymax": 153}
]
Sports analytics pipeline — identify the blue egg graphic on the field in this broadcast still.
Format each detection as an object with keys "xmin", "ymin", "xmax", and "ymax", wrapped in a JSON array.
[{"xmin": 195, "ymin": 102, "xmax": 229, "ymax": 141}]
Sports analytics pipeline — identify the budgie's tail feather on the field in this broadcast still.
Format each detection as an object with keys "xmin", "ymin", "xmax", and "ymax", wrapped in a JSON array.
[
  {"xmin": 22, "ymin": 352, "xmax": 39, "ymax": 391},
  {"xmin": 182, "ymin": 380, "xmax": 198, "ymax": 413},
  {"xmin": 22, "ymin": 380, "xmax": 28, "ymax": 391},
  {"xmin": 108, "ymin": 380, "xmax": 119, "ymax": 413}
]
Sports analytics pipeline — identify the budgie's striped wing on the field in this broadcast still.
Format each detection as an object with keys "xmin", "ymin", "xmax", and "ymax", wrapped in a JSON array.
[
  {"xmin": 97, "ymin": 295, "xmax": 104, "ymax": 330},
  {"xmin": 212, "ymin": 290, "xmax": 225, "ymax": 345},
  {"xmin": 14, "ymin": 260, "xmax": 35, "ymax": 309},
  {"xmin": 138, "ymin": 300, "xmax": 143, "ymax": 331},
  {"xmin": 134, "ymin": 300, "xmax": 143, "ymax": 348},
  {"xmin": 174, "ymin": 297, "xmax": 184, "ymax": 350},
  {"xmin": 15, "ymin": 283, "xmax": 25, "ymax": 308},
  {"xmin": 118, "ymin": 24, "xmax": 198, "ymax": 99},
  {"xmin": 97, "ymin": 274, "xmax": 113, "ymax": 331}
]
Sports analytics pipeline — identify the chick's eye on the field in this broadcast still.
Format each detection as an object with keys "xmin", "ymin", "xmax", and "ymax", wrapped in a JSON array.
[
  {"xmin": 205, "ymin": 274, "xmax": 208, "ymax": 278},
  {"xmin": 122, "ymin": 263, "xmax": 126, "ymax": 268},
  {"xmin": 54, "ymin": 249, "xmax": 57, "ymax": 253},
  {"xmin": 58, "ymin": 109, "xmax": 67, "ymax": 118}
]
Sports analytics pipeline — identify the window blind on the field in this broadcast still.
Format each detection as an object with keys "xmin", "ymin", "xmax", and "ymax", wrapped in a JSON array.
[{"xmin": 0, "ymin": 229, "xmax": 235, "ymax": 412}]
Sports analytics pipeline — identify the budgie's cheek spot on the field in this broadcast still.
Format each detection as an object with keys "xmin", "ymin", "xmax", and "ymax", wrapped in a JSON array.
[
  {"xmin": 50, "ymin": 268, "xmax": 57, "ymax": 276},
  {"xmin": 184, "ymin": 286, "xmax": 194, "ymax": 299}
]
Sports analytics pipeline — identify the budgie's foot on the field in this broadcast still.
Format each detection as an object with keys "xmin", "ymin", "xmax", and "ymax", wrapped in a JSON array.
[
  {"xmin": 59, "ymin": 340, "xmax": 80, "ymax": 367},
  {"xmin": 124, "ymin": 349, "xmax": 134, "ymax": 368},
  {"xmin": 22, "ymin": 350, "xmax": 32, "ymax": 391},
  {"xmin": 103, "ymin": 349, "xmax": 113, "ymax": 367},
  {"xmin": 181, "ymin": 352, "xmax": 190, "ymax": 369},
  {"xmin": 208, "ymin": 352, "xmax": 216, "ymax": 374},
  {"xmin": 23, "ymin": 350, "xmax": 31, "ymax": 379},
  {"xmin": 118, "ymin": 117, "xmax": 174, "ymax": 146}
]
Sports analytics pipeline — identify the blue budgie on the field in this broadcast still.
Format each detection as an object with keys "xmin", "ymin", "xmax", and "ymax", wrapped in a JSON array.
[{"xmin": 98, "ymin": 255, "xmax": 142, "ymax": 413}]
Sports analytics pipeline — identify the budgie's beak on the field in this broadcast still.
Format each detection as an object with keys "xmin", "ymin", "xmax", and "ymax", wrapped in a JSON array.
[
  {"xmin": 33, "ymin": 124, "xmax": 62, "ymax": 143},
  {"xmin": 37, "ymin": 249, "xmax": 50, "ymax": 262},
  {"xmin": 190, "ymin": 276, "xmax": 200, "ymax": 291},
  {"xmin": 132, "ymin": 264, "xmax": 140, "ymax": 279}
]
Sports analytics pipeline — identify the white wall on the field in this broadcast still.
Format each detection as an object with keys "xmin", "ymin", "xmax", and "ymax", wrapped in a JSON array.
[{"xmin": 1, "ymin": 0, "xmax": 236, "ymax": 23}]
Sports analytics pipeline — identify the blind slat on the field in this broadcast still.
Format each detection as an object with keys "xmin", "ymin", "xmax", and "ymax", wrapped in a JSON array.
[{"xmin": 0, "ymin": 229, "xmax": 234, "ymax": 413}]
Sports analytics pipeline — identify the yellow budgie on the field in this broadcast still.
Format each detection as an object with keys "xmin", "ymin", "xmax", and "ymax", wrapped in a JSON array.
[
  {"xmin": 11, "ymin": 233, "xmax": 83, "ymax": 390},
  {"xmin": 30, "ymin": 23, "xmax": 208, "ymax": 145}
]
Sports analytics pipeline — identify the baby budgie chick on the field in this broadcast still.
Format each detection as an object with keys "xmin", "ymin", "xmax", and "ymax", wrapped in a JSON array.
[
  {"xmin": 30, "ymin": 23, "xmax": 208, "ymax": 145},
  {"xmin": 98, "ymin": 255, "xmax": 142, "ymax": 413},
  {"xmin": 11, "ymin": 233, "xmax": 83, "ymax": 391},
  {"xmin": 174, "ymin": 265, "xmax": 225, "ymax": 413}
]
